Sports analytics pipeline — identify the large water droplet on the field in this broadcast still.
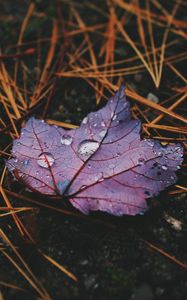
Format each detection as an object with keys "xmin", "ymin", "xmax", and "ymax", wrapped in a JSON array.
[
  {"xmin": 78, "ymin": 140, "xmax": 99, "ymax": 158},
  {"xmin": 61, "ymin": 135, "xmax": 72, "ymax": 146},
  {"xmin": 37, "ymin": 152, "xmax": 54, "ymax": 168},
  {"xmin": 99, "ymin": 129, "xmax": 107, "ymax": 138}
]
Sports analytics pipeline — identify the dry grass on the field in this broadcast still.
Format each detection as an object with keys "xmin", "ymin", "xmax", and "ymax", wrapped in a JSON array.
[{"xmin": 0, "ymin": 0, "xmax": 186, "ymax": 298}]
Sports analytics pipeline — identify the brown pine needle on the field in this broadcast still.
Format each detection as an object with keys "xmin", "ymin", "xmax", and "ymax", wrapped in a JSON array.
[
  {"xmin": 17, "ymin": 3, "xmax": 35, "ymax": 46},
  {"xmin": 1, "ymin": 250, "xmax": 50, "ymax": 299},
  {"xmin": 144, "ymin": 123, "xmax": 187, "ymax": 134},
  {"xmin": 41, "ymin": 253, "xmax": 78, "ymax": 282},
  {"xmin": 0, "ymin": 2, "xmax": 186, "ymax": 296},
  {"xmin": 150, "ymin": 92, "xmax": 187, "ymax": 125},
  {"xmin": 0, "ymin": 229, "xmax": 51, "ymax": 299},
  {"xmin": 146, "ymin": 0, "xmax": 159, "ymax": 85},
  {"xmin": 47, "ymin": 119, "xmax": 78, "ymax": 129},
  {"xmin": 0, "ymin": 207, "xmax": 34, "ymax": 217},
  {"xmin": 0, "ymin": 291, "xmax": 4, "ymax": 300},
  {"xmin": 155, "ymin": 0, "xmax": 181, "ymax": 86},
  {"xmin": 32, "ymin": 19, "xmax": 58, "ymax": 104},
  {"xmin": 0, "ymin": 281, "xmax": 24, "ymax": 291},
  {"xmin": 0, "ymin": 184, "xmax": 25, "ymax": 236},
  {"xmin": 126, "ymin": 89, "xmax": 187, "ymax": 124},
  {"xmin": 113, "ymin": 13, "xmax": 158, "ymax": 86},
  {"xmin": 0, "ymin": 63, "xmax": 21, "ymax": 119},
  {"xmin": 143, "ymin": 239, "xmax": 187, "ymax": 270}
]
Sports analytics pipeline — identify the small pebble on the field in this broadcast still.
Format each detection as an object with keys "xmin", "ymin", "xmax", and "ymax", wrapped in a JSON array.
[
  {"xmin": 147, "ymin": 92, "xmax": 159, "ymax": 103},
  {"xmin": 164, "ymin": 214, "xmax": 182, "ymax": 231},
  {"xmin": 84, "ymin": 274, "xmax": 96, "ymax": 290}
]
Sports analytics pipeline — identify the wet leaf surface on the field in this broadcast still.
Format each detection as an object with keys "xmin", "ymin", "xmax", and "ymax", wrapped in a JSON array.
[{"xmin": 7, "ymin": 87, "xmax": 183, "ymax": 216}]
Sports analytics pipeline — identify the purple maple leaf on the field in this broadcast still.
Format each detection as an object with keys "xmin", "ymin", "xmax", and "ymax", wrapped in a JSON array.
[{"xmin": 6, "ymin": 86, "xmax": 183, "ymax": 216}]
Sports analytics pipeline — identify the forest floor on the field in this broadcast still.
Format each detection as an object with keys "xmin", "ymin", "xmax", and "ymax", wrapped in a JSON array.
[{"xmin": 0, "ymin": 1, "xmax": 186, "ymax": 299}]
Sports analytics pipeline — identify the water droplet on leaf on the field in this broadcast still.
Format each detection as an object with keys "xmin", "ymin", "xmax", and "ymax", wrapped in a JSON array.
[
  {"xmin": 112, "ymin": 114, "xmax": 117, "ymax": 120},
  {"xmin": 82, "ymin": 117, "xmax": 88, "ymax": 124},
  {"xmin": 162, "ymin": 165, "xmax": 168, "ymax": 171},
  {"xmin": 61, "ymin": 135, "xmax": 73, "ymax": 146},
  {"xmin": 147, "ymin": 140, "xmax": 154, "ymax": 147},
  {"xmin": 37, "ymin": 152, "xmax": 54, "ymax": 168},
  {"xmin": 99, "ymin": 129, "xmax": 107, "ymax": 138},
  {"xmin": 138, "ymin": 157, "xmax": 145, "ymax": 165},
  {"xmin": 80, "ymin": 185, "xmax": 86, "ymax": 190},
  {"xmin": 23, "ymin": 160, "xmax": 29, "ymax": 166},
  {"xmin": 139, "ymin": 211, "xmax": 145, "ymax": 216},
  {"xmin": 78, "ymin": 140, "xmax": 99, "ymax": 158}
]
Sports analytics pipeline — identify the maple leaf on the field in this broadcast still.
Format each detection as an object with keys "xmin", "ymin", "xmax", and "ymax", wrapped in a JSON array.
[{"xmin": 6, "ymin": 86, "xmax": 183, "ymax": 216}]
